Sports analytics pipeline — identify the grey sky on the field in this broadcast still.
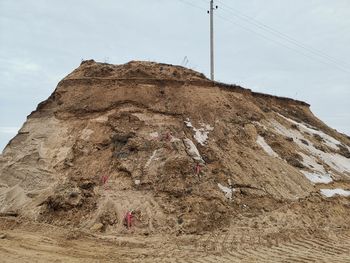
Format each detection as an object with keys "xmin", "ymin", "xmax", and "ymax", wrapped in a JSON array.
[{"xmin": 1, "ymin": 0, "xmax": 349, "ymax": 152}]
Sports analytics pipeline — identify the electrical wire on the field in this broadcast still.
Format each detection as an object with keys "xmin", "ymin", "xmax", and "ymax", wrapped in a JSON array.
[
  {"xmin": 215, "ymin": 13, "xmax": 350, "ymax": 73},
  {"xmin": 177, "ymin": 0, "xmax": 205, "ymax": 12},
  {"xmin": 215, "ymin": 0, "xmax": 350, "ymax": 70},
  {"xmin": 177, "ymin": 0, "xmax": 350, "ymax": 73}
]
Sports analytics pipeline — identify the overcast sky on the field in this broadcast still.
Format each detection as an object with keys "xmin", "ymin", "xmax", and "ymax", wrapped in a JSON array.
[{"xmin": 1, "ymin": 0, "xmax": 349, "ymax": 152}]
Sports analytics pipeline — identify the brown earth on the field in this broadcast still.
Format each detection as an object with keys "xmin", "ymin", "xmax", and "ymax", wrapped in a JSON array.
[{"xmin": 0, "ymin": 60, "xmax": 350, "ymax": 262}]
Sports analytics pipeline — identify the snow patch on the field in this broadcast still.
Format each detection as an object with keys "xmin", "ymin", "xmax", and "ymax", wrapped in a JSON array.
[
  {"xmin": 193, "ymin": 129, "xmax": 210, "ymax": 146},
  {"xmin": 299, "ymin": 152, "xmax": 325, "ymax": 174},
  {"xmin": 271, "ymin": 120, "xmax": 350, "ymax": 174},
  {"xmin": 218, "ymin": 183, "xmax": 235, "ymax": 200},
  {"xmin": 134, "ymin": 179, "xmax": 141, "ymax": 185},
  {"xmin": 320, "ymin": 188, "xmax": 350, "ymax": 198},
  {"xmin": 271, "ymin": 119, "xmax": 308, "ymax": 149},
  {"xmin": 184, "ymin": 118, "xmax": 193, "ymax": 128},
  {"xmin": 184, "ymin": 118, "xmax": 214, "ymax": 146},
  {"xmin": 278, "ymin": 114, "xmax": 341, "ymax": 150},
  {"xmin": 256, "ymin": 136, "xmax": 279, "ymax": 158},
  {"xmin": 301, "ymin": 171, "xmax": 333, "ymax": 184},
  {"xmin": 318, "ymin": 152, "xmax": 350, "ymax": 174},
  {"xmin": 183, "ymin": 138, "xmax": 204, "ymax": 163}
]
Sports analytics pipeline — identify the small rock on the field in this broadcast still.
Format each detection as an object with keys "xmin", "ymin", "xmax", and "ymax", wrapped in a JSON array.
[{"xmin": 0, "ymin": 233, "xmax": 7, "ymax": 239}]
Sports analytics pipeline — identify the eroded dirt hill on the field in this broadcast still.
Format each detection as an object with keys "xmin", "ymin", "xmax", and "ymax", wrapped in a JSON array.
[{"xmin": 1, "ymin": 60, "xmax": 350, "ymax": 239}]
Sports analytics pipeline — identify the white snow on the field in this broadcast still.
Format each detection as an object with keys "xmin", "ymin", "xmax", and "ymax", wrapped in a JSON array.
[
  {"xmin": 184, "ymin": 118, "xmax": 214, "ymax": 146},
  {"xmin": 317, "ymin": 152, "xmax": 350, "ymax": 174},
  {"xmin": 271, "ymin": 119, "xmax": 350, "ymax": 174},
  {"xmin": 184, "ymin": 118, "xmax": 193, "ymax": 128},
  {"xmin": 256, "ymin": 136, "xmax": 279, "ymax": 158},
  {"xmin": 218, "ymin": 183, "xmax": 235, "ymax": 200},
  {"xmin": 298, "ymin": 152, "xmax": 325, "ymax": 174},
  {"xmin": 301, "ymin": 171, "xmax": 333, "ymax": 184},
  {"xmin": 271, "ymin": 119, "xmax": 310, "ymax": 149},
  {"xmin": 183, "ymin": 138, "xmax": 204, "ymax": 163},
  {"xmin": 278, "ymin": 114, "xmax": 341, "ymax": 150},
  {"xmin": 193, "ymin": 129, "xmax": 210, "ymax": 146},
  {"xmin": 134, "ymin": 179, "xmax": 141, "ymax": 185},
  {"xmin": 320, "ymin": 188, "xmax": 350, "ymax": 198}
]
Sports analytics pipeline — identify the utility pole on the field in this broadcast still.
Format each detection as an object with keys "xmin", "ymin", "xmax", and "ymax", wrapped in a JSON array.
[{"xmin": 208, "ymin": 0, "xmax": 218, "ymax": 81}]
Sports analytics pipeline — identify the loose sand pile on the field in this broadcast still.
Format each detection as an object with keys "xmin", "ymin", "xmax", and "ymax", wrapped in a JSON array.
[{"xmin": 0, "ymin": 60, "xmax": 349, "ymax": 262}]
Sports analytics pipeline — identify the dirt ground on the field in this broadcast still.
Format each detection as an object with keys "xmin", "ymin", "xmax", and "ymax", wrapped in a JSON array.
[{"xmin": 1, "ymin": 217, "xmax": 350, "ymax": 263}]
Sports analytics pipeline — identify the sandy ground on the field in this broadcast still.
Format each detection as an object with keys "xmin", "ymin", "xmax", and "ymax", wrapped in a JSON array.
[{"xmin": 1, "ymin": 217, "xmax": 350, "ymax": 263}]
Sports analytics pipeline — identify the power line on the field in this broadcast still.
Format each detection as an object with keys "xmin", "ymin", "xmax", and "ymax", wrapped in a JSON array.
[
  {"xmin": 216, "ymin": 13, "xmax": 350, "ymax": 73},
  {"xmin": 177, "ymin": 0, "xmax": 350, "ymax": 74},
  {"xmin": 177, "ymin": 0, "xmax": 204, "ymax": 11},
  {"xmin": 215, "ymin": 0, "xmax": 350, "ymax": 70}
]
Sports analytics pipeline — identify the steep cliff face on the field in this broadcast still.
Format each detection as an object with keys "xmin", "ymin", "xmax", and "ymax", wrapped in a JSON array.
[{"xmin": 1, "ymin": 60, "xmax": 349, "ymax": 234}]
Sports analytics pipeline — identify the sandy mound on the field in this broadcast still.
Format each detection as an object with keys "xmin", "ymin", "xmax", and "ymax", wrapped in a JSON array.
[{"xmin": 0, "ymin": 60, "xmax": 349, "ymax": 236}]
